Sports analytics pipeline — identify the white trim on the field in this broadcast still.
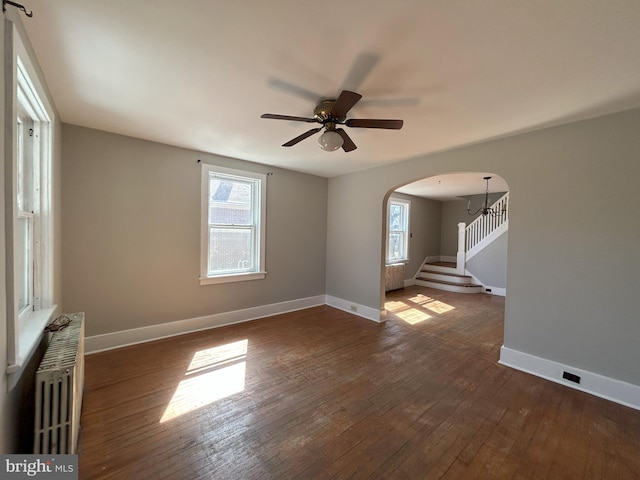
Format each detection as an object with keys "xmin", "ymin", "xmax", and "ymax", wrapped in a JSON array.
[
  {"xmin": 482, "ymin": 286, "xmax": 506, "ymax": 296},
  {"xmin": 199, "ymin": 271, "xmax": 266, "ymax": 285},
  {"xmin": 414, "ymin": 279, "xmax": 483, "ymax": 294},
  {"xmin": 6, "ymin": 23, "xmax": 57, "ymax": 383},
  {"xmin": 200, "ymin": 164, "xmax": 267, "ymax": 284},
  {"xmin": 499, "ymin": 346, "xmax": 640, "ymax": 411},
  {"xmin": 325, "ymin": 296, "xmax": 385, "ymax": 323},
  {"xmin": 386, "ymin": 197, "xmax": 410, "ymax": 264},
  {"xmin": 463, "ymin": 271, "xmax": 506, "ymax": 297},
  {"xmin": 85, "ymin": 295, "xmax": 325, "ymax": 354},
  {"xmin": 419, "ymin": 263, "xmax": 457, "ymax": 274},
  {"xmin": 7, "ymin": 306, "xmax": 57, "ymax": 375}
]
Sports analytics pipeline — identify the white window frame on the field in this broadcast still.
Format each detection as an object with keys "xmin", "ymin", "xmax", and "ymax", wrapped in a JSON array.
[
  {"xmin": 199, "ymin": 164, "xmax": 267, "ymax": 285},
  {"xmin": 6, "ymin": 24, "xmax": 57, "ymax": 380},
  {"xmin": 387, "ymin": 197, "xmax": 410, "ymax": 264}
]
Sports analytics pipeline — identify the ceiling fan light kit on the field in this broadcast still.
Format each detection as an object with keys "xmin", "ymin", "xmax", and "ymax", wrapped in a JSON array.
[
  {"xmin": 318, "ymin": 129, "xmax": 343, "ymax": 151},
  {"xmin": 261, "ymin": 90, "xmax": 403, "ymax": 153}
]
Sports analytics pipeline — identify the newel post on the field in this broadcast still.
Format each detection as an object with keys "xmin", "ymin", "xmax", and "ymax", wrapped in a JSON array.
[{"xmin": 456, "ymin": 222, "xmax": 466, "ymax": 275}]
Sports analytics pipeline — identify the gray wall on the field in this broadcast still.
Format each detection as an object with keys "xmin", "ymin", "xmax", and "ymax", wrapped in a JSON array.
[
  {"xmin": 1, "ymin": 15, "xmax": 63, "ymax": 452},
  {"xmin": 440, "ymin": 199, "xmax": 468, "ymax": 257},
  {"xmin": 61, "ymin": 125, "xmax": 328, "ymax": 337},
  {"xmin": 326, "ymin": 107, "xmax": 640, "ymax": 387},
  {"xmin": 466, "ymin": 231, "xmax": 508, "ymax": 289},
  {"xmin": 388, "ymin": 193, "xmax": 441, "ymax": 279}
]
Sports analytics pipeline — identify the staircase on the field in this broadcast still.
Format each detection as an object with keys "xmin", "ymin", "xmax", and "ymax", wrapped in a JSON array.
[
  {"xmin": 415, "ymin": 192, "xmax": 509, "ymax": 294},
  {"xmin": 416, "ymin": 261, "xmax": 484, "ymax": 293}
]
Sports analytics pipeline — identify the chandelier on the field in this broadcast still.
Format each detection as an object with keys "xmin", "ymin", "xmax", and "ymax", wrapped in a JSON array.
[{"xmin": 467, "ymin": 176, "xmax": 507, "ymax": 217}]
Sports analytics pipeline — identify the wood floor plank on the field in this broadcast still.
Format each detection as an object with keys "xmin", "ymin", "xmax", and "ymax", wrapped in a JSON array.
[{"xmin": 77, "ymin": 287, "xmax": 640, "ymax": 479}]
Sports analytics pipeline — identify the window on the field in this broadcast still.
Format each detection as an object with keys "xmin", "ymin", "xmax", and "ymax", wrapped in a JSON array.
[
  {"xmin": 387, "ymin": 198, "xmax": 410, "ymax": 263},
  {"xmin": 200, "ymin": 165, "xmax": 266, "ymax": 285},
  {"xmin": 7, "ymin": 25, "xmax": 56, "ymax": 379}
]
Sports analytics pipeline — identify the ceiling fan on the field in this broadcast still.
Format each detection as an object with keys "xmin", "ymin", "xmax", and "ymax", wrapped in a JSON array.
[{"xmin": 260, "ymin": 90, "xmax": 403, "ymax": 152}]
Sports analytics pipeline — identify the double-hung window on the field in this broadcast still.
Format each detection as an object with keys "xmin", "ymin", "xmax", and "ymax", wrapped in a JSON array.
[
  {"xmin": 200, "ymin": 165, "xmax": 267, "ymax": 285},
  {"xmin": 387, "ymin": 198, "xmax": 410, "ymax": 263},
  {"xmin": 7, "ymin": 25, "xmax": 56, "ymax": 380}
]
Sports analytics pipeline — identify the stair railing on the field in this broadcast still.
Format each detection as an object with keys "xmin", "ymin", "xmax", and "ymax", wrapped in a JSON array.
[
  {"xmin": 456, "ymin": 192, "xmax": 509, "ymax": 273},
  {"xmin": 465, "ymin": 192, "xmax": 509, "ymax": 252}
]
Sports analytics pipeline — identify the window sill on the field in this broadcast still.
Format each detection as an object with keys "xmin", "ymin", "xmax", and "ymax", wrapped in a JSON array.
[
  {"xmin": 199, "ymin": 271, "xmax": 267, "ymax": 285},
  {"xmin": 386, "ymin": 260, "xmax": 409, "ymax": 266},
  {"xmin": 7, "ymin": 306, "xmax": 57, "ymax": 384}
]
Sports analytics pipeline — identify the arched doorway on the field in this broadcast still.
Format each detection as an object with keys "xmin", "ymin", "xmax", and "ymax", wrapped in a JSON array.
[{"xmin": 382, "ymin": 172, "xmax": 509, "ymax": 308}]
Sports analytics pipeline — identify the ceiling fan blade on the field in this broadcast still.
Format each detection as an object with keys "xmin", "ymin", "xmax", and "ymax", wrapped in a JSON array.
[
  {"xmin": 331, "ymin": 90, "xmax": 362, "ymax": 118},
  {"xmin": 261, "ymin": 113, "xmax": 317, "ymax": 123},
  {"xmin": 336, "ymin": 128, "xmax": 357, "ymax": 152},
  {"xmin": 345, "ymin": 119, "xmax": 404, "ymax": 129},
  {"xmin": 282, "ymin": 127, "xmax": 322, "ymax": 147}
]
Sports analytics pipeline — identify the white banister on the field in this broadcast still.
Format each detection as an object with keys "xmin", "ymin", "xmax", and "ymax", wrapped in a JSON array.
[
  {"xmin": 456, "ymin": 193, "xmax": 509, "ymax": 267},
  {"xmin": 456, "ymin": 222, "xmax": 466, "ymax": 274},
  {"xmin": 465, "ymin": 192, "xmax": 509, "ymax": 253}
]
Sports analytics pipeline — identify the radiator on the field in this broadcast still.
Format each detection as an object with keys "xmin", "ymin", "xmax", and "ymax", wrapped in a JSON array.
[
  {"xmin": 385, "ymin": 263, "xmax": 405, "ymax": 291},
  {"xmin": 34, "ymin": 312, "xmax": 85, "ymax": 454}
]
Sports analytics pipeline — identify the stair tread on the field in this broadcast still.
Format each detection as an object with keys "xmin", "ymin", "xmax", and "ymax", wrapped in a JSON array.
[
  {"xmin": 416, "ymin": 277, "xmax": 482, "ymax": 287},
  {"xmin": 420, "ymin": 269, "xmax": 472, "ymax": 279},
  {"xmin": 425, "ymin": 261, "xmax": 456, "ymax": 268}
]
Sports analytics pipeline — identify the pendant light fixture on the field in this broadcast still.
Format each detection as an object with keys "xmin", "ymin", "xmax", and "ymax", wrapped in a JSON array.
[{"xmin": 467, "ymin": 176, "xmax": 507, "ymax": 217}]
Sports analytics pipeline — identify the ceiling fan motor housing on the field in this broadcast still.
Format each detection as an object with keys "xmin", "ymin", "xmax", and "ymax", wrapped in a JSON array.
[{"xmin": 314, "ymin": 99, "xmax": 345, "ymax": 123}]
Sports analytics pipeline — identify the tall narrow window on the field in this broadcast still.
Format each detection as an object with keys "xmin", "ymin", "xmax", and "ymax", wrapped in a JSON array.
[
  {"xmin": 7, "ymin": 26, "xmax": 56, "ymax": 379},
  {"xmin": 200, "ymin": 165, "xmax": 267, "ymax": 285},
  {"xmin": 387, "ymin": 198, "xmax": 410, "ymax": 263}
]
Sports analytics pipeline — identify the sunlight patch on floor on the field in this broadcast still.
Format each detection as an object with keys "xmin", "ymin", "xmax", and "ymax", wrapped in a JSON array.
[
  {"xmin": 408, "ymin": 294, "xmax": 455, "ymax": 314},
  {"xmin": 395, "ymin": 307, "xmax": 432, "ymax": 325},
  {"xmin": 160, "ymin": 340, "xmax": 248, "ymax": 423},
  {"xmin": 385, "ymin": 301, "xmax": 408, "ymax": 313},
  {"xmin": 385, "ymin": 293, "xmax": 455, "ymax": 325},
  {"xmin": 424, "ymin": 300, "xmax": 454, "ymax": 314}
]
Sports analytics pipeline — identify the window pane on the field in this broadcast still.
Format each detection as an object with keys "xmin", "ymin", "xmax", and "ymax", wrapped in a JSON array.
[
  {"xmin": 389, "ymin": 204, "xmax": 403, "ymax": 230},
  {"xmin": 388, "ymin": 232, "xmax": 404, "ymax": 261},
  {"xmin": 208, "ymin": 227, "xmax": 254, "ymax": 274},
  {"xmin": 209, "ymin": 177, "xmax": 253, "ymax": 225},
  {"xmin": 16, "ymin": 216, "xmax": 31, "ymax": 312},
  {"xmin": 388, "ymin": 199, "xmax": 409, "ymax": 262}
]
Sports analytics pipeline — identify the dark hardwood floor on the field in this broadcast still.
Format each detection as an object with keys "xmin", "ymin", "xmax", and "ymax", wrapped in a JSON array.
[{"xmin": 78, "ymin": 287, "xmax": 640, "ymax": 479}]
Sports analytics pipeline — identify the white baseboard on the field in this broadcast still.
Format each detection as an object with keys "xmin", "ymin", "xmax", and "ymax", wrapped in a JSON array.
[
  {"xmin": 404, "ymin": 278, "xmax": 416, "ymax": 287},
  {"xmin": 325, "ymin": 295, "xmax": 385, "ymax": 323},
  {"xmin": 482, "ymin": 286, "xmax": 506, "ymax": 296},
  {"xmin": 86, "ymin": 295, "xmax": 326, "ymax": 354},
  {"xmin": 499, "ymin": 346, "xmax": 640, "ymax": 411}
]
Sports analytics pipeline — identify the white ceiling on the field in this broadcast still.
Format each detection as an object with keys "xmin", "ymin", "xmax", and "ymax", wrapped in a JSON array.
[
  {"xmin": 21, "ymin": 1, "xmax": 640, "ymax": 181},
  {"xmin": 396, "ymin": 173, "xmax": 509, "ymax": 201}
]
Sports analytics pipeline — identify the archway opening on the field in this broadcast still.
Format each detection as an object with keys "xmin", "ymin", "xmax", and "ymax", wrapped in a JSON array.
[{"xmin": 382, "ymin": 172, "xmax": 509, "ymax": 336}]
